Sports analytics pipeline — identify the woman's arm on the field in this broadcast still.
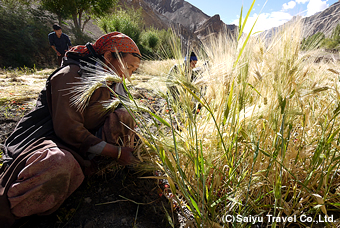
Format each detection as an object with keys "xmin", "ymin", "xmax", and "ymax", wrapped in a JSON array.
[{"xmin": 48, "ymin": 65, "xmax": 105, "ymax": 155}]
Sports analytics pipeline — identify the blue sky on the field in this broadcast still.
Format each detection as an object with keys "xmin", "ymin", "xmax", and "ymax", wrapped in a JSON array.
[{"xmin": 185, "ymin": 0, "xmax": 338, "ymax": 33}]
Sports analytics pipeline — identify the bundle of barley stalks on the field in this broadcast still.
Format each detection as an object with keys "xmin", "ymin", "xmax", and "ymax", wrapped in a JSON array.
[
  {"xmin": 69, "ymin": 15, "xmax": 340, "ymax": 227},
  {"xmin": 132, "ymin": 20, "xmax": 340, "ymax": 227}
]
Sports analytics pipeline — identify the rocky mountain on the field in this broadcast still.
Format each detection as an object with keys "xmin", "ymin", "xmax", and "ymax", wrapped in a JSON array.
[
  {"xmin": 119, "ymin": 0, "xmax": 237, "ymax": 46},
  {"xmin": 143, "ymin": 0, "xmax": 210, "ymax": 33},
  {"xmin": 262, "ymin": 1, "xmax": 340, "ymax": 39},
  {"xmin": 75, "ymin": 0, "xmax": 340, "ymax": 49},
  {"xmin": 118, "ymin": 0, "xmax": 170, "ymax": 30},
  {"xmin": 302, "ymin": 1, "xmax": 340, "ymax": 37},
  {"xmin": 194, "ymin": 14, "xmax": 238, "ymax": 41}
]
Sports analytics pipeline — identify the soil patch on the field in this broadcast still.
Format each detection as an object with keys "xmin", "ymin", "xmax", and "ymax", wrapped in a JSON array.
[{"xmin": 12, "ymin": 167, "xmax": 174, "ymax": 228}]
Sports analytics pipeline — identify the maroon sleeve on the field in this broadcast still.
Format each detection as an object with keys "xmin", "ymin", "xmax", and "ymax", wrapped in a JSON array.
[{"xmin": 48, "ymin": 65, "xmax": 108, "ymax": 156}]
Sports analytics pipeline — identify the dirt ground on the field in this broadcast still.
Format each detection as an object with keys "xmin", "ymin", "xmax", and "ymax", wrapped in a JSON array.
[
  {"xmin": 0, "ymin": 69, "xmax": 181, "ymax": 228},
  {"xmin": 12, "ymin": 167, "xmax": 175, "ymax": 228}
]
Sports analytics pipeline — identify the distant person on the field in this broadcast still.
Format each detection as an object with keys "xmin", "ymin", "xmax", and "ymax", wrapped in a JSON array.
[
  {"xmin": 167, "ymin": 51, "xmax": 198, "ymax": 102},
  {"xmin": 48, "ymin": 24, "xmax": 72, "ymax": 67}
]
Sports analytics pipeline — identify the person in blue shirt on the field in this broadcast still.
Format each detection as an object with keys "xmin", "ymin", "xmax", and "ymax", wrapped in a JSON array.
[
  {"xmin": 48, "ymin": 24, "xmax": 72, "ymax": 66},
  {"xmin": 166, "ymin": 52, "xmax": 198, "ymax": 102}
]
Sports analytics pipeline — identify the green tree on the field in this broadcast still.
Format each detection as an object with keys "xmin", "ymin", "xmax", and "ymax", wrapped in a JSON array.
[
  {"xmin": 301, "ymin": 32, "xmax": 325, "ymax": 51},
  {"xmin": 40, "ymin": 0, "xmax": 117, "ymax": 34},
  {"xmin": 96, "ymin": 7, "xmax": 180, "ymax": 59},
  {"xmin": 332, "ymin": 24, "xmax": 340, "ymax": 44},
  {"xmin": 40, "ymin": 0, "xmax": 69, "ymax": 25},
  {"xmin": 141, "ymin": 30, "xmax": 160, "ymax": 50},
  {"xmin": 323, "ymin": 24, "xmax": 340, "ymax": 50},
  {"xmin": 0, "ymin": 2, "xmax": 53, "ymax": 67},
  {"xmin": 155, "ymin": 28, "xmax": 180, "ymax": 59},
  {"xmin": 140, "ymin": 28, "xmax": 180, "ymax": 59},
  {"xmin": 96, "ymin": 8, "xmax": 143, "ymax": 44}
]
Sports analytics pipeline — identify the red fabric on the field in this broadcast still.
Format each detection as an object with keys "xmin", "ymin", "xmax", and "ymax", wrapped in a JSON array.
[
  {"xmin": 67, "ymin": 32, "xmax": 141, "ymax": 57},
  {"xmin": 7, "ymin": 147, "xmax": 84, "ymax": 217}
]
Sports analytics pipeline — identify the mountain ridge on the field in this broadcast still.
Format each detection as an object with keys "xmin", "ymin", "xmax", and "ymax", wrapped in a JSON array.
[
  {"xmin": 119, "ymin": 0, "xmax": 236, "ymax": 46},
  {"xmin": 262, "ymin": 1, "xmax": 340, "ymax": 40},
  {"xmin": 114, "ymin": 0, "xmax": 340, "ymax": 48}
]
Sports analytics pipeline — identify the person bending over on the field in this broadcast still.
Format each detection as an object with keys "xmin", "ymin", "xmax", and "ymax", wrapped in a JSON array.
[{"xmin": 0, "ymin": 32, "xmax": 141, "ymax": 227}]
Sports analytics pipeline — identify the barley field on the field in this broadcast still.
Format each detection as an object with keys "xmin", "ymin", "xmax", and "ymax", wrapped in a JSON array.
[
  {"xmin": 1, "ymin": 21, "xmax": 340, "ymax": 227},
  {"xmin": 130, "ymin": 21, "xmax": 340, "ymax": 227}
]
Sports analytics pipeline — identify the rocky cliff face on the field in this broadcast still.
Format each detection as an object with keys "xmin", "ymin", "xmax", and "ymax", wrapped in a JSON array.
[
  {"xmin": 143, "ymin": 0, "xmax": 185, "ymax": 14},
  {"xmin": 194, "ymin": 14, "xmax": 238, "ymax": 41},
  {"xmin": 143, "ymin": 0, "xmax": 209, "ymax": 32},
  {"xmin": 118, "ymin": 0, "xmax": 171, "ymax": 30},
  {"xmin": 302, "ymin": 1, "xmax": 340, "ymax": 38},
  {"xmin": 120, "ymin": 0, "xmax": 237, "ymax": 47}
]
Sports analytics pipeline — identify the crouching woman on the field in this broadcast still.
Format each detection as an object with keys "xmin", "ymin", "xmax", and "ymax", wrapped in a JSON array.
[{"xmin": 0, "ymin": 32, "xmax": 141, "ymax": 227}]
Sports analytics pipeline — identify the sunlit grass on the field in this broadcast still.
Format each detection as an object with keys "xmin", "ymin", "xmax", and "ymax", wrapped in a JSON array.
[
  {"xmin": 126, "ymin": 19, "xmax": 340, "ymax": 227},
  {"xmin": 0, "ymin": 68, "xmax": 53, "ymax": 105}
]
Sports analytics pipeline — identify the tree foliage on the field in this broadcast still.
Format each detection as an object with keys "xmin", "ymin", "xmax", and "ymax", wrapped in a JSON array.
[
  {"xmin": 301, "ymin": 24, "xmax": 340, "ymax": 51},
  {"xmin": 141, "ymin": 30, "xmax": 159, "ymax": 50},
  {"xmin": 97, "ymin": 9, "xmax": 143, "ymax": 45},
  {"xmin": 301, "ymin": 32, "xmax": 325, "ymax": 51},
  {"xmin": 40, "ymin": 0, "xmax": 117, "ymax": 34},
  {"xmin": 0, "ymin": 2, "xmax": 53, "ymax": 67},
  {"xmin": 96, "ymin": 8, "xmax": 180, "ymax": 59},
  {"xmin": 40, "ymin": 0, "xmax": 69, "ymax": 25},
  {"xmin": 323, "ymin": 24, "xmax": 340, "ymax": 50}
]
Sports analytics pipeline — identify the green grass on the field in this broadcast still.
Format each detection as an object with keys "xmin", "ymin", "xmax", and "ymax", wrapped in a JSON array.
[{"xmin": 122, "ymin": 19, "xmax": 340, "ymax": 227}]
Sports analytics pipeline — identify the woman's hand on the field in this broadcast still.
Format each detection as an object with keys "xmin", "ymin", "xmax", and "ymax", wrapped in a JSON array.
[
  {"xmin": 118, "ymin": 146, "xmax": 140, "ymax": 166},
  {"xmin": 101, "ymin": 143, "xmax": 139, "ymax": 166}
]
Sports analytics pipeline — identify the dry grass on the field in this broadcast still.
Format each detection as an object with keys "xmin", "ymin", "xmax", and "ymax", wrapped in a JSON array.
[
  {"xmin": 0, "ymin": 68, "xmax": 53, "ymax": 105},
  {"xmin": 138, "ymin": 59, "xmax": 177, "ymax": 76},
  {"xmin": 129, "ymin": 21, "xmax": 340, "ymax": 227},
  {"xmin": 132, "ymin": 59, "xmax": 178, "ymax": 92}
]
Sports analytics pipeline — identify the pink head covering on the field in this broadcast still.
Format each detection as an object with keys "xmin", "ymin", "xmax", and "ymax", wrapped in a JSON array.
[{"xmin": 66, "ymin": 32, "xmax": 141, "ymax": 57}]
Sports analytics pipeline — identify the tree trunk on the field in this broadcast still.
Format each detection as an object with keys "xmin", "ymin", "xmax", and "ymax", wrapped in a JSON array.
[
  {"xmin": 72, "ymin": 13, "xmax": 81, "ymax": 34},
  {"xmin": 58, "ymin": 15, "xmax": 62, "ymax": 26},
  {"xmin": 82, "ymin": 16, "xmax": 91, "ymax": 32},
  {"xmin": 78, "ymin": 10, "xmax": 83, "ymax": 33}
]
